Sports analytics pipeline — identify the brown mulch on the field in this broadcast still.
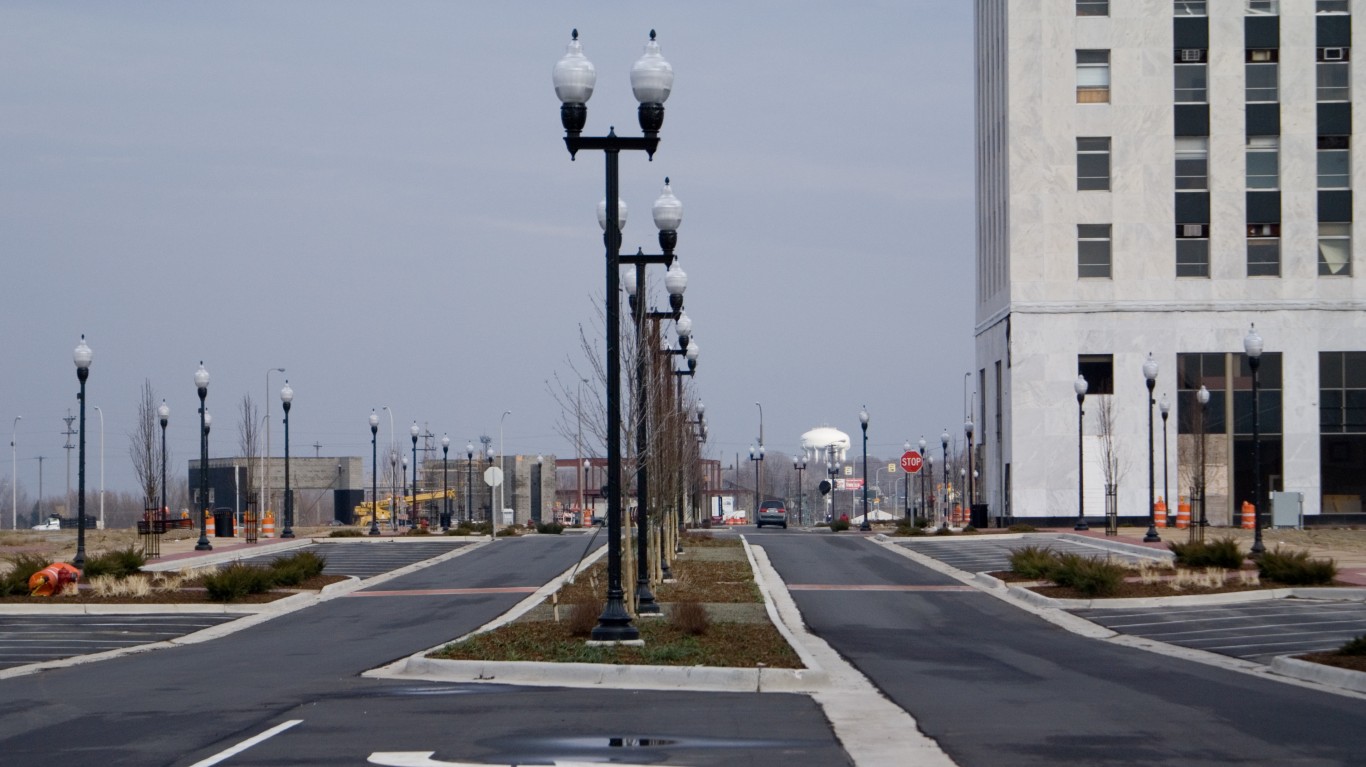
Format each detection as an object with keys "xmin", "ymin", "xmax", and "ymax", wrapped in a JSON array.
[
  {"xmin": 0, "ymin": 573, "xmax": 348, "ymax": 604},
  {"xmin": 557, "ymin": 539, "xmax": 757, "ymax": 605},
  {"xmin": 1297, "ymin": 652, "xmax": 1366, "ymax": 673}
]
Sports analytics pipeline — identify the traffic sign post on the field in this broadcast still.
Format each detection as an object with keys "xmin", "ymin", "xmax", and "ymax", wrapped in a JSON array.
[{"xmin": 900, "ymin": 451, "xmax": 923, "ymax": 474}]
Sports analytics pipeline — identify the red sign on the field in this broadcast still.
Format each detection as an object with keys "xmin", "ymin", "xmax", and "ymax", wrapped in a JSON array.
[{"xmin": 900, "ymin": 451, "xmax": 923, "ymax": 474}]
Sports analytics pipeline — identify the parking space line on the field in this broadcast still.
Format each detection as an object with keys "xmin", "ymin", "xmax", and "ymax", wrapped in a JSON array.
[{"xmin": 188, "ymin": 719, "xmax": 302, "ymax": 767}]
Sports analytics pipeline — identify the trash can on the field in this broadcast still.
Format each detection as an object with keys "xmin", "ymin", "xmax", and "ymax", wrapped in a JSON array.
[
  {"xmin": 214, "ymin": 509, "xmax": 235, "ymax": 537},
  {"xmin": 969, "ymin": 504, "xmax": 989, "ymax": 529}
]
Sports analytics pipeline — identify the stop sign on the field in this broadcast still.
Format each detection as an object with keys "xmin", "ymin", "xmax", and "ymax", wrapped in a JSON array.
[{"xmin": 900, "ymin": 451, "xmax": 923, "ymax": 474}]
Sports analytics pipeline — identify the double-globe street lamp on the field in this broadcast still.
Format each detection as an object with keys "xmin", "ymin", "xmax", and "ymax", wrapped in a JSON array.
[
  {"xmin": 72, "ymin": 336, "xmax": 92, "ymax": 568},
  {"xmin": 794, "ymin": 454, "xmax": 807, "ymax": 527},
  {"xmin": 411, "ymin": 422, "xmax": 420, "ymax": 528},
  {"xmin": 466, "ymin": 443, "xmax": 475, "ymax": 524},
  {"xmin": 1160, "ymin": 394, "xmax": 1171, "ymax": 520},
  {"xmin": 194, "ymin": 363, "xmax": 212, "ymax": 551},
  {"xmin": 442, "ymin": 435, "xmax": 451, "ymax": 529},
  {"xmin": 369, "ymin": 412, "xmax": 381, "ymax": 536},
  {"xmin": 1195, "ymin": 384, "xmax": 1211, "ymax": 540},
  {"xmin": 918, "ymin": 436, "xmax": 927, "ymax": 523},
  {"xmin": 964, "ymin": 417, "xmax": 975, "ymax": 526},
  {"xmin": 1246, "ymin": 324, "xmax": 1266, "ymax": 555},
  {"xmin": 556, "ymin": 28, "xmax": 673, "ymax": 641},
  {"xmin": 940, "ymin": 429, "xmax": 950, "ymax": 528},
  {"xmin": 281, "ymin": 381, "xmax": 294, "ymax": 538},
  {"xmin": 859, "ymin": 409, "xmax": 871, "ymax": 532},
  {"xmin": 1142, "ymin": 353, "xmax": 1161, "ymax": 542},
  {"xmin": 749, "ymin": 445, "xmax": 765, "ymax": 523},
  {"xmin": 158, "ymin": 400, "xmax": 169, "ymax": 524}
]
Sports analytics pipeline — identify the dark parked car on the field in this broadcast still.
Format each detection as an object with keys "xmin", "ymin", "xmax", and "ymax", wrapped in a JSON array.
[{"xmin": 756, "ymin": 499, "xmax": 788, "ymax": 529}]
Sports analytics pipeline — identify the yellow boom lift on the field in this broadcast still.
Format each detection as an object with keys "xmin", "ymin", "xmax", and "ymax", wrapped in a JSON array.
[{"xmin": 353, "ymin": 489, "xmax": 455, "ymax": 527}]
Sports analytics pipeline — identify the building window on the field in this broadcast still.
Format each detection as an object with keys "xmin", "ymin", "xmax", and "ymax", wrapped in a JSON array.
[
  {"xmin": 1246, "ymin": 51, "xmax": 1278, "ymax": 102},
  {"xmin": 1317, "ymin": 1, "xmax": 1349, "ymax": 13},
  {"xmin": 1175, "ymin": 0, "xmax": 1206, "ymax": 14},
  {"xmin": 1078, "ymin": 224, "xmax": 1112, "ymax": 279},
  {"xmin": 1077, "ymin": 0, "xmax": 1108, "ymax": 15},
  {"xmin": 1078, "ymin": 354, "xmax": 1114, "ymax": 395},
  {"xmin": 1319, "ymin": 223, "xmax": 1352, "ymax": 276},
  {"xmin": 1318, "ymin": 136, "xmax": 1350, "ymax": 189},
  {"xmin": 1318, "ymin": 48, "xmax": 1351, "ymax": 101},
  {"xmin": 1176, "ymin": 224, "xmax": 1210, "ymax": 278},
  {"xmin": 1077, "ymin": 50, "xmax": 1110, "ymax": 104},
  {"xmin": 1178, "ymin": 353, "xmax": 1227, "ymax": 435},
  {"xmin": 1247, "ymin": 223, "xmax": 1281, "ymax": 277},
  {"xmin": 1247, "ymin": 136, "xmax": 1279, "ymax": 190},
  {"xmin": 1247, "ymin": 0, "xmax": 1278, "ymax": 13},
  {"xmin": 1077, "ymin": 137, "xmax": 1111, "ymax": 191},
  {"xmin": 1174, "ymin": 50, "xmax": 1208, "ymax": 103},
  {"xmin": 1176, "ymin": 137, "xmax": 1209, "ymax": 190},
  {"xmin": 1321, "ymin": 352, "xmax": 1366, "ymax": 433}
]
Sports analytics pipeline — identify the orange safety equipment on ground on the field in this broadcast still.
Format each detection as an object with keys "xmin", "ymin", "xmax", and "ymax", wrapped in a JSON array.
[
  {"xmin": 263, "ymin": 513, "xmax": 275, "ymax": 537},
  {"xmin": 205, "ymin": 510, "xmax": 215, "ymax": 537},
  {"xmin": 180, "ymin": 509, "xmax": 190, "ymax": 519},
  {"xmin": 1154, "ymin": 498, "xmax": 1167, "ymax": 528},
  {"xmin": 1176, "ymin": 498, "xmax": 1191, "ymax": 529},
  {"xmin": 1241, "ymin": 500, "xmax": 1256, "ymax": 529},
  {"xmin": 29, "ymin": 562, "xmax": 81, "ymax": 597}
]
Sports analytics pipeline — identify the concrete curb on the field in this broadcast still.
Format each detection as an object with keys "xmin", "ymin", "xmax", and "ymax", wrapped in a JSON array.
[
  {"xmin": 1269, "ymin": 656, "xmax": 1366, "ymax": 693},
  {"xmin": 140, "ymin": 537, "xmax": 316, "ymax": 571}
]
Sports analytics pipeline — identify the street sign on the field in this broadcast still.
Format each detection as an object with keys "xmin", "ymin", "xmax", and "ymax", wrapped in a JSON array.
[
  {"xmin": 483, "ymin": 466, "xmax": 503, "ymax": 487},
  {"xmin": 838, "ymin": 478, "xmax": 864, "ymax": 490},
  {"xmin": 900, "ymin": 451, "xmax": 923, "ymax": 474}
]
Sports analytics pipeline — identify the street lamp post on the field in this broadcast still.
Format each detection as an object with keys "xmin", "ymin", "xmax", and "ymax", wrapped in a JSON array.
[
  {"xmin": 940, "ymin": 429, "xmax": 950, "ymax": 529},
  {"xmin": 918, "ymin": 436, "xmax": 927, "ymax": 523},
  {"xmin": 72, "ymin": 336, "xmax": 92, "ymax": 568},
  {"xmin": 486, "ymin": 447, "xmax": 495, "ymax": 532},
  {"xmin": 442, "ymin": 436, "xmax": 450, "ymax": 529},
  {"xmin": 794, "ymin": 454, "xmax": 806, "ymax": 527},
  {"xmin": 410, "ymin": 422, "xmax": 420, "ymax": 528},
  {"xmin": 825, "ymin": 444, "xmax": 839, "ymax": 523},
  {"xmin": 194, "ymin": 362, "xmax": 212, "ymax": 552},
  {"xmin": 1143, "ymin": 353, "xmax": 1161, "ymax": 542},
  {"xmin": 1160, "ymin": 393, "xmax": 1170, "ymax": 518},
  {"xmin": 1196, "ymin": 385, "xmax": 1210, "ymax": 540},
  {"xmin": 1245, "ymin": 325, "xmax": 1265, "ymax": 555},
  {"xmin": 964, "ymin": 417, "xmax": 975, "ymax": 526},
  {"xmin": 466, "ymin": 443, "xmax": 474, "ymax": 524},
  {"xmin": 369, "ymin": 412, "xmax": 381, "ymax": 536},
  {"xmin": 158, "ymin": 401, "xmax": 169, "ymax": 524},
  {"xmin": 859, "ymin": 409, "xmax": 871, "ymax": 532},
  {"xmin": 556, "ymin": 28, "xmax": 673, "ymax": 642},
  {"xmin": 534, "ymin": 455, "xmax": 543, "ymax": 525},
  {"xmin": 902, "ymin": 441, "xmax": 911, "ymax": 524},
  {"xmin": 1075, "ymin": 375, "xmax": 1088, "ymax": 531},
  {"xmin": 10, "ymin": 416, "xmax": 19, "ymax": 531},
  {"xmin": 281, "ymin": 381, "xmax": 294, "ymax": 538},
  {"xmin": 749, "ymin": 445, "xmax": 764, "ymax": 523},
  {"xmin": 583, "ymin": 459, "xmax": 592, "ymax": 523}
]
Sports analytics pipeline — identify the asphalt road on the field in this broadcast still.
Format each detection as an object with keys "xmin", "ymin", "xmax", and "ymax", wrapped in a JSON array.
[
  {"xmin": 757, "ymin": 533, "xmax": 1366, "ymax": 767},
  {"xmin": 0, "ymin": 614, "xmax": 238, "ymax": 670},
  {"xmin": 0, "ymin": 535, "xmax": 847, "ymax": 767}
]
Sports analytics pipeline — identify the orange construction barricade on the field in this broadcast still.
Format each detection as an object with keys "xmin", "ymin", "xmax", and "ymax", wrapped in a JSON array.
[
  {"xmin": 205, "ymin": 510, "xmax": 215, "ymax": 537},
  {"xmin": 1154, "ymin": 498, "xmax": 1167, "ymax": 528},
  {"xmin": 1176, "ymin": 498, "xmax": 1191, "ymax": 529},
  {"xmin": 1241, "ymin": 501, "xmax": 1256, "ymax": 529},
  {"xmin": 263, "ymin": 513, "xmax": 276, "ymax": 537},
  {"xmin": 28, "ymin": 562, "xmax": 82, "ymax": 597}
]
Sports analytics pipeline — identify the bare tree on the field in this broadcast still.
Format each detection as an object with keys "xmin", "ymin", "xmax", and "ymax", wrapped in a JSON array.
[
  {"xmin": 1097, "ymin": 395, "xmax": 1127, "ymax": 526},
  {"xmin": 128, "ymin": 380, "xmax": 160, "ymax": 509},
  {"xmin": 238, "ymin": 394, "xmax": 260, "ymax": 505}
]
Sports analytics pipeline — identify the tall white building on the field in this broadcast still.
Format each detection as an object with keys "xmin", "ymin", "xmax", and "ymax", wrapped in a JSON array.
[{"xmin": 975, "ymin": 0, "xmax": 1366, "ymax": 527}]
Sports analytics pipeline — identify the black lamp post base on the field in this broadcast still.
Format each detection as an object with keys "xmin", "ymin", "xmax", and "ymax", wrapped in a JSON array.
[
  {"xmin": 368, "ymin": 525, "xmax": 380, "ymax": 536},
  {"xmin": 195, "ymin": 538, "xmax": 213, "ymax": 551},
  {"xmin": 636, "ymin": 582, "xmax": 661, "ymax": 614},
  {"xmin": 592, "ymin": 595, "xmax": 640, "ymax": 641},
  {"xmin": 281, "ymin": 530, "xmax": 295, "ymax": 539},
  {"xmin": 1074, "ymin": 519, "xmax": 1089, "ymax": 531},
  {"xmin": 1143, "ymin": 525, "xmax": 1161, "ymax": 543}
]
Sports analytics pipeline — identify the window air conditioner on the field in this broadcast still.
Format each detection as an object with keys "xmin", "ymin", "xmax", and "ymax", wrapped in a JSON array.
[
  {"xmin": 1250, "ymin": 50, "xmax": 1273, "ymax": 62},
  {"xmin": 1180, "ymin": 49, "xmax": 1204, "ymax": 63},
  {"xmin": 1182, "ymin": 225, "xmax": 1204, "ymax": 238},
  {"xmin": 1324, "ymin": 48, "xmax": 1347, "ymax": 61}
]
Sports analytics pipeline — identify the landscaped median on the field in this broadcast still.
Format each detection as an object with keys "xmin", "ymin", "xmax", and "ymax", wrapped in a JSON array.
[{"xmin": 386, "ymin": 532, "xmax": 826, "ymax": 693}]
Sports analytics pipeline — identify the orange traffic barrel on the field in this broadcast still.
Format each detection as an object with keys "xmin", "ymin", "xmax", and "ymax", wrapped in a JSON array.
[
  {"xmin": 1241, "ymin": 501, "xmax": 1256, "ymax": 529},
  {"xmin": 205, "ymin": 510, "xmax": 215, "ymax": 537},
  {"xmin": 1176, "ymin": 498, "xmax": 1191, "ymax": 529},
  {"xmin": 1154, "ymin": 498, "xmax": 1167, "ymax": 528},
  {"xmin": 29, "ymin": 562, "xmax": 81, "ymax": 597},
  {"xmin": 263, "ymin": 513, "xmax": 275, "ymax": 537}
]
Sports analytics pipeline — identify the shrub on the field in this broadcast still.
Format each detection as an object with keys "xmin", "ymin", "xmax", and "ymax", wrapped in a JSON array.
[
  {"xmin": 536, "ymin": 521, "xmax": 565, "ymax": 535},
  {"xmin": 913, "ymin": 517, "xmax": 930, "ymax": 529},
  {"xmin": 907, "ymin": 526, "xmax": 928, "ymax": 537},
  {"xmin": 1009, "ymin": 545, "xmax": 1058, "ymax": 579},
  {"xmin": 268, "ymin": 551, "xmax": 327, "ymax": 586},
  {"xmin": 81, "ymin": 546, "xmax": 146, "ymax": 579},
  {"xmin": 1337, "ymin": 635, "xmax": 1366, "ymax": 656},
  {"xmin": 202, "ymin": 563, "xmax": 275, "ymax": 601},
  {"xmin": 405, "ymin": 526, "xmax": 432, "ymax": 536},
  {"xmin": 1049, "ymin": 553, "xmax": 1126, "ymax": 597},
  {"xmin": 565, "ymin": 599, "xmax": 603, "ymax": 637},
  {"xmin": 829, "ymin": 519, "xmax": 850, "ymax": 532},
  {"xmin": 685, "ymin": 531, "xmax": 714, "ymax": 543},
  {"xmin": 669, "ymin": 599, "xmax": 710, "ymax": 636},
  {"xmin": 1007, "ymin": 523, "xmax": 1037, "ymax": 533},
  {"xmin": 934, "ymin": 526, "xmax": 955, "ymax": 536},
  {"xmin": 329, "ymin": 528, "xmax": 363, "ymax": 538},
  {"xmin": 0, "ymin": 553, "xmax": 53, "ymax": 596},
  {"xmin": 1257, "ymin": 548, "xmax": 1337, "ymax": 586},
  {"xmin": 495, "ymin": 526, "xmax": 519, "ymax": 537},
  {"xmin": 1169, "ymin": 537, "xmax": 1244, "ymax": 569},
  {"xmin": 962, "ymin": 525, "xmax": 979, "ymax": 534}
]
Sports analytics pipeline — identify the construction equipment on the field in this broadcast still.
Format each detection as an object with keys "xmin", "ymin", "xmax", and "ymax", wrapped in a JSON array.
[{"xmin": 353, "ymin": 489, "xmax": 455, "ymax": 527}]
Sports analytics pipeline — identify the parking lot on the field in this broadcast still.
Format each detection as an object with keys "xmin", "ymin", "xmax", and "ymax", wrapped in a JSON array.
[{"xmin": 0, "ymin": 614, "xmax": 237, "ymax": 671}]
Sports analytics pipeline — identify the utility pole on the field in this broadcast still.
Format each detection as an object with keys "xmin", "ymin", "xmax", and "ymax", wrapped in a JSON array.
[
  {"xmin": 36, "ymin": 455, "xmax": 45, "ymax": 522},
  {"xmin": 62, "ymin": 410, "xmax": 76, "ymax": 515},
  {"xmin": 313, "ymin": 442, "xmax": 322, "ymax": 458}
]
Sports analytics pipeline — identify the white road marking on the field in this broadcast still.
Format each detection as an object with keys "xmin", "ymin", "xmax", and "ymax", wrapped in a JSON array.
[
  {"xmin": 187, "ymin": 719, "xmax": 303, "ymax": 767},
  {"xmin": 368, "ymin": 753, "xmax": 670, "ymax": 767}
]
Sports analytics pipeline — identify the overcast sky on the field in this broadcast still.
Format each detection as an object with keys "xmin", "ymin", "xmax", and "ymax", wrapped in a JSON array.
[{"xmin": 1, "ymin": 1, "xmax": 974, "ymax": 499}]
